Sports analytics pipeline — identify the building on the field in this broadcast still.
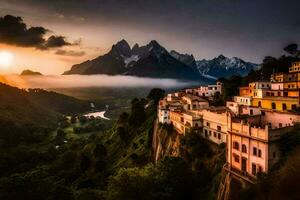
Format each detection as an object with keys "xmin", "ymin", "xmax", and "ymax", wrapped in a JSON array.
[
  {"xmin": 158, "ymin": 108, "xmax": 170, "ymax": 124},
  {"xmin": 226, "ymin": 118, "xmax": 294, "ymax": 181},
  {"xmin": 169, "ymin": 111, "xmax": 201, "ymax": 135},
  {"xmin": 185, "ymin": 82, "xmax": 223, "ymax": 97},
  {"xmin": 252, "ymin": 97, "xmax": 299, "ymax": 111},
  {"xmin": 234, "ymin": 96, "xmax": 252, "ymax": 106},
  {"xmin": 181, "ymin": 94, "xmax": 209, "ymax": 110},
  {"xmin": 199, "ymin": 107, "xmax": 229, "ymax": 144},
  {"xmin": 227, "ymin": 101, "xmax": 261, "ymax": 116},
  {"xmin": 235, "ymin": 63, "xmax": 300, "ymax": 112},
  {"xmin": 198, "ymin": 81, "xmax": 223, "ymax": 97},
  {"xmin": 226, "ymin": 109, "xmax": 300, "ymax": 181}
]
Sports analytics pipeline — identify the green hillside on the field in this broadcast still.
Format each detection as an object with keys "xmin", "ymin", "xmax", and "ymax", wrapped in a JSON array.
[{"xmin": 0, "ymin": 83, "xmax": 90, "ymax": 145}]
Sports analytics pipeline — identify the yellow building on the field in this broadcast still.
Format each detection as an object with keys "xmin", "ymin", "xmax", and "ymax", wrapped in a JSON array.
[
  {"xmin": 169, "ymin": 111, "xmax": 201, "ymax": 135},
  {"xmin": 239, "ymin": 87, "xmax": 251, "ymax": 96},
  {"xmin": 252, "ymin": 97, "xmax": 299, "ymax": 111},
  {"xmin": 271, "ymin": 72, "xmax": 284, "ymax": 82},
  {"xmin": 237, "ymin": 62, "xmax": 300, "ymax": 111}
]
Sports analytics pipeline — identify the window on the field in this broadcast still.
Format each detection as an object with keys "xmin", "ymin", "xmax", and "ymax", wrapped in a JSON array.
[
  {"xmin": 242, "ymin": 144, "xmax": 247, "ymax": 153},
  {"xmin": 258, "ymin": 149, "xmax": 262, "ymax": 157},
  {"xmin": 253, "ymin": 147, "xmax": 257, "ymax": 156},
  {"xmin": 204, "ymin": 129, "xmax": 208, "ymax": 137},
  {"xmin": 217, "ymin": 126, "xmax": 221, "ymax": 131},
  {"xmin": 218, "ymin": 133, "xmax": 221, "ymax": 139},
  {"xmin": 214, "ymin": 132, "xmax": 217, "ymax": 137},
  {"xmin": 233, "ymin": 142, "xmax": 239, "ymax": 150},
  {"xmin": 292, "ymin": 104, "xmax": 297, "ymax": 110},
  {"xmin": 206, "ymin": 122, "xmax": 210, "ymax": 127},
  {"xmin": 279, "ymin": 123, "xmax": 282, "ymax": 128},
  {"xmin": 252, "ymin": 163, "xmax": 257, "ymax": 175},
  {"xmin": 250, "ymin": 109, "xmax": 253, "ymax": 115},
  {"xmin": 181, "ymin": 117, "xmax": 184, "ymax": 122},
  {"xmin": 271, "ymin": 102, "xmax": 276, "ymax": 109},
  {"xmin": 258, "ymin": 101, "xmax": 262, "ymax": 107},
  {"xmin": 209, "ymin": 131, "xmax": 212, "ymax": 136},
  {"xmin": 277, "ymin": 92, "xmax": 281, "ymax": 96},
  {"xmin": 282, "ymin": 103, "xmax": 287, "ymax": 110},
  {"xmin": 234, "ymin": 154, "xmax": 240, "ymax": 163}
]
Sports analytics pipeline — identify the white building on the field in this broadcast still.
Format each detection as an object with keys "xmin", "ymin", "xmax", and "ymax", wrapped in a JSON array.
[
  {"xmin": 227, "ymin": 101, "xmax": 261, "ymax": 116},
  {"xmin": 198, "ymin": 108, "xmax": 228, "ymax": 145},
  {"xmin": 271, "ymin": 83, "xmax": 284, "ymax": 90},
  {"xmin": 197, "ymin": 81, "xmax": 223, "ymax": 97},
  {"xmin": 158, "ymin": 108, "xmax": 170, "ymax": 124},
  {"xmin": 181, "ymin": 94, "xmax": 209, "ymax": 111},
  {"xmin": 234, "ymin": 96, "xmax": 252, "ymax": 106}
]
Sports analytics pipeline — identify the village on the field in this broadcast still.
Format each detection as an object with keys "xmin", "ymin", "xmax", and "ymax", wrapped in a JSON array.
[{"xmin": 158, "ymin": 61, "xmax": 300, "ymax": 183}]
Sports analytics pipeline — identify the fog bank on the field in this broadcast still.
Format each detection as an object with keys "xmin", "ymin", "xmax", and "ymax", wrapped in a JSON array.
[{"xmin": 0, "ymin": 75, "xmax": 200, "ymax": 89}]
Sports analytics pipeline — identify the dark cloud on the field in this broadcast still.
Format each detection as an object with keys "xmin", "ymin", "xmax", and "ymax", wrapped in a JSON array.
[
  {"xmin": 43, "ymin": 35, "xmax": 71, "ymax": 49},
  {"xmin": 55, "ymin": 49, "xmax": 85, "ymax": 57},
  {"xmin": 0, "ymin": 15, "xmax": 46, "ymax": 47},
  {"xmin": 0, "ymin": 15, "xmax": 75, "ymax": 50}
]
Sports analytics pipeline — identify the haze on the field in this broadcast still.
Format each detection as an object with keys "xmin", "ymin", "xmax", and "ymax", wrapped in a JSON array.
[{"xmin": 1, "ymin": 75, "xmax": 198, "ymax": 89}]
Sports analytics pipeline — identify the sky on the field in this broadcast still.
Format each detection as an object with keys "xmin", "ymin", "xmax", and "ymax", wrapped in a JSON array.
[{"xmin": 0, "ymin": 0, "xmax": 299, "ymax": 75}]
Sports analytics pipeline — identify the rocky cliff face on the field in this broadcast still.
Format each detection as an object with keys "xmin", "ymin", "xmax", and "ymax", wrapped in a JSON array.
[{"xmin": 151, "ymin": 120, "xmax": 181, "ymax": 162}]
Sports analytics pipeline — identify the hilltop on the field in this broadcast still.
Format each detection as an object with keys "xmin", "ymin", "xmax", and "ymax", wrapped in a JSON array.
[
  {"xmin": 0, "ymin": 83, "xmax": 90, "ymax": 145},
  {"xmin": 20, "ymin": 69, "xmax": 43, "ymax": 76}
]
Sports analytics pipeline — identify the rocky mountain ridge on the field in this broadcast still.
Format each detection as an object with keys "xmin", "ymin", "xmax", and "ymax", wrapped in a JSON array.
[{"xmin": 64, "ymin": 39, "xmax": 258, "ymax": 81}]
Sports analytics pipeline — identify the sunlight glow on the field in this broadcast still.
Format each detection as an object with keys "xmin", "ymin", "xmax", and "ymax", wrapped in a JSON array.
[{"xmin": 0, "ymin": 51, "xmax": 13, "ymax": 68}]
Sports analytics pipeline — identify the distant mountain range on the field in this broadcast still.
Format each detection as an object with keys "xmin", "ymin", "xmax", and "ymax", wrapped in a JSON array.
[
  {"xmin": 196, "ymin": 55, "xmax": 259, "ymax": 79},
  {"xmin": 64, "ymin": 39, "xmax": 258, "ymax": 80}
]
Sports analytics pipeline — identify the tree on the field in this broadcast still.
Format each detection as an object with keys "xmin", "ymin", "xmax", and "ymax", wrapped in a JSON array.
[
  {"xmin": 211, "ymin": 91, "xmax": 224, "ymax": 106},
  {"xmin": 93, "ymin": 143, "xmax": 107, "ymax": 159},
  {"xmin": 147, "ymin": 88, "xmax": 165, "ymax": 105},
  {"xmin": 117, "ymin": 126, "xmax": 130, "ymax": 143},
  {"xmin": 107, "ymin": 167, "xmax": 153, "ymax": 200},
  {"xmin": 284, "ymin": 43, "xmax": 300, "ymax": 57},
  {"xmin": 129, "ymin": 99, "xmax": 146, "ymax": 127}
]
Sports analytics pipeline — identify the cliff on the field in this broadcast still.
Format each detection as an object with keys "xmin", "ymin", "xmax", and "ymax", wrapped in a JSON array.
[
  {"xmin": 151, "ymin": 120, "xmax": 227, "ymax": 199},
  {"xmin": 152, "ymin": 121, "xmax": 181, "ymax": 162}
]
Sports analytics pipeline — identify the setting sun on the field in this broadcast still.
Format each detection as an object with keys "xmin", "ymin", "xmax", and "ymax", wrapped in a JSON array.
[{"xmin": 0, "ymin": 51, "xmax": 13, "ymax": 68}]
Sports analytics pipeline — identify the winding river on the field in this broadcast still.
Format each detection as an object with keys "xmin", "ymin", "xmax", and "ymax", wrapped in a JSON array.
[{"xmin": 84, "ymin": 111, "xmax": 110, "ymax": 120}]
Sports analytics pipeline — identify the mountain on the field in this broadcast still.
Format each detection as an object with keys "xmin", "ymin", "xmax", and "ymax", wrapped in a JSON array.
[
  {"xmin": 196, "ymin": 55, "xmax": 259, "ymax": 79},
  {"xmin": 125, "ymin": 40, "xmax": 203, "ymax": 80},
  {"xmin": 169, "ymin": 50, "xmax": 197, "ymax": 70},
  {"xmin": 63, "ymin": 40, "xmax": 208, "ymax": 81},
  {"xmin": 20, "ymin": 69, "xmax": 43, "ymax": 76}
]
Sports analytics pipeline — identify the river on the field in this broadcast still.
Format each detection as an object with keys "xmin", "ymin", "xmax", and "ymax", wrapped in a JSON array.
[{"xmin": 84, "ymin": 111, "xmax": 110, "ymax": 120}]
